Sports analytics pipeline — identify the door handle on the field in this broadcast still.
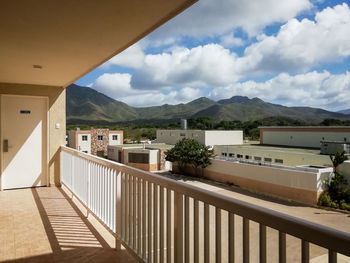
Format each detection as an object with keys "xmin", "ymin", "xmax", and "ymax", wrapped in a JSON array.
[{"xmin": 3, "ymin": 139, "xmax": 8, "ymax": 152}]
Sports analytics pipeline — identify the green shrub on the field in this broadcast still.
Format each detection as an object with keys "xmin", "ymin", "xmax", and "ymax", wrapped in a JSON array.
[
  {"xmin": 318, "ymin": 192, "xmax": 332, "ymax": 206},
  {"xmin": 340, "ymin": 200, "xmax": 350, "ymax": 211}
]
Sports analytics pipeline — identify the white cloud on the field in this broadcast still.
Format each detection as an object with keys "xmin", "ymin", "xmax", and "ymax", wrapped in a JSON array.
[
  {"xmin": 220, "ymin": 33, "xmax": 244, "ymax": 48},
  {"xmin": 120, "ymin": 87, "xmax": 201, "ymax": 107},
  {"xmin": 91, "ymin": 73, "xmax": 133, "ymax": 97},
  {"xmin": 131, "ymin": 44, "xmax": 239, "ymax": 89},
  {"xmin": 209, "ymin": 71, "xmax": 350, "ymax": 111},
  {"xmin": 238, "ymin": 3, "xmax": 350, "ymax": 75},
  {"xmin": 144, "ymin": 0, "xmax": 311, "ymax": 46},
  {"xmin": 103, "ymin": 43, "xmax": 145, "ymax": 69}
]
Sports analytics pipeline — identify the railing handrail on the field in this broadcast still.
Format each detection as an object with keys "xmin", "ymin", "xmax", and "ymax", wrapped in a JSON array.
[{"xmin": 61, "ymin": 146, "xmax": 350, "ymax": 256}]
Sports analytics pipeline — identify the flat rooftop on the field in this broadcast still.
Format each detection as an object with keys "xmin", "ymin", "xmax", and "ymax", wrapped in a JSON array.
[
  {"xmin": 110, "ymin": 143, "xmax": 173, "ymax": 150},
  {"xmin": 217, "ymin": 141, "xmax": 320, "ymax": 155}
]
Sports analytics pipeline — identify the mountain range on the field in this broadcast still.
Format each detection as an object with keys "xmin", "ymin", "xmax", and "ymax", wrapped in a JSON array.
[{"xmin": 67, "ymin": 84, "xmax": 350, "ymax": 124}]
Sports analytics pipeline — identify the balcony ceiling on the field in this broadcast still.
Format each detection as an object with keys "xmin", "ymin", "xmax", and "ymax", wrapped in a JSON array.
[{"xmin": 0, "ymin": 0, "xmax": 196, "ymax": 87}]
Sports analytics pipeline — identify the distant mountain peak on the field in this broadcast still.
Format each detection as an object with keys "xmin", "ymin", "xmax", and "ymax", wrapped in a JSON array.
[{"xmin": 217, "ymin": 96, "xmax": 251, "ymax": 104}]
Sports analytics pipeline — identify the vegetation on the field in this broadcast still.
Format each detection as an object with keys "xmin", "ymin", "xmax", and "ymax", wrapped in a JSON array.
[
  {"xmin": 319, "ymin": 151, "xmax": 350, "ymax": 211},
  {"xmin": 165, "ymin": 138, "xmax": 215, "ymax": 177}
]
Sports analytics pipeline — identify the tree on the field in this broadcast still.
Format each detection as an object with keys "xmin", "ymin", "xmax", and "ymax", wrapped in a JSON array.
[{"xmin": 165, "ymin": 138, "xmax": 215, "ymax": 176}]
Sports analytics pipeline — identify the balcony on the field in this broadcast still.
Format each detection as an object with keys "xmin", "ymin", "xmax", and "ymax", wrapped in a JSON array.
[{"xmin": 1, "ymin": 146, "xmax": 350, "ymax": 263}]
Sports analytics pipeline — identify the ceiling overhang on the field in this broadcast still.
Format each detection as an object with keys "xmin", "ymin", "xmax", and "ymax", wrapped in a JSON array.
[{"xmin": 0, "ymin": 0, "xmax": 196, "ymax": 87}]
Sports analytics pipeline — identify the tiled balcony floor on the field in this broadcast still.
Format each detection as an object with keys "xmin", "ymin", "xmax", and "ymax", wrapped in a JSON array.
[{"xmin": 0, "ymin": 187, "xmax": 137, "ymax": 263}]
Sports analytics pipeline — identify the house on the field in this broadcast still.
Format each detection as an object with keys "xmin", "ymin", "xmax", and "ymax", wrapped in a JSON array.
[
  {"xmin": 1, "ymin": 1, "xmax": 349, "ymax": 262},
  {"xmin": 107, "ymin": 144, "xmax": 172, "ymax": 172},
  {"xmin": 156, "ymin": 129, "xmax": 243, "ymax": 146},
  {"xmin": 260, "ymin": 126, "xmax": 350, "ymax": 148},
  {"xmin": 68, "ymin": 128, "xmax": 123, "ymax": 156}
]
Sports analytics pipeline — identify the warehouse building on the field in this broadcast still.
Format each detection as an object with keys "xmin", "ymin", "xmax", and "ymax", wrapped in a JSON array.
[
  {"xmin": 259, "ymin": 126, "xmax": 350, "ymax": 149},
  {"xmin": 156, "ymin": 129, "xmax": 243, "ymax": 146}
]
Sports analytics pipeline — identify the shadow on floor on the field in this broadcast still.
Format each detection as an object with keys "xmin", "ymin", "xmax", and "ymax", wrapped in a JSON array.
[{"xmin": 0, "ymin": 187, "xmax": 136, "ymax": 263}]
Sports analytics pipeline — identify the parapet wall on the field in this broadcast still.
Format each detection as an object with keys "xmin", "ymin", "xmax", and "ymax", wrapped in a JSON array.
[{"xmin": 174, "ymin": 159, "xmax": 332, "ymax": 205}]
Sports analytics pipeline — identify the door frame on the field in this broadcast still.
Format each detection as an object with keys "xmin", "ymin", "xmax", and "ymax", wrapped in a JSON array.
[{"xmin": 0, "ymin": 94, "xmax": 49, "ymax": 190}]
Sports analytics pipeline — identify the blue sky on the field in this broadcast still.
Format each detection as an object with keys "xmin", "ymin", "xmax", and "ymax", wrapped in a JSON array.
[{"xmin": 76, "ymin": 0, "xmax": 350, "ymax": 111}]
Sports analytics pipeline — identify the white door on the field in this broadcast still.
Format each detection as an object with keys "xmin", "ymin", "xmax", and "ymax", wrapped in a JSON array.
[{"xmin": 1, "ymin": 95, "xmax": 48, "ymax": 190}]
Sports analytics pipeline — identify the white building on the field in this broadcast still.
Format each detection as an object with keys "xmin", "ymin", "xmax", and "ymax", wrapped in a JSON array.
[
  {"xmin": 156, "ymin": 129, "xmax": 243, "ymax": 146},
  {"xmin": 260, "ymin": 126, "xmax": 350, "ymax": 148}
]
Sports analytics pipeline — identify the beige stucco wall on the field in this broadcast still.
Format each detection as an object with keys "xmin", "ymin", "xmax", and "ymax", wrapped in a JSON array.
[
  {"xmin": 262, "ymin": 131, "xmax": 350, "ymax": 148},
  {"xmin": 214, "ymin": 145, "xmax": 332, "ymax": 167},
  {"xmin": 0, "ymin": 82, "xmax": 66, "ymax": 186},
  {"xmin": 157, "ymin": 130, "xmax": 205, "ymax": 145},
  {"xmin": 204, "ymin": 130, "xmax": 243, "ymax": 146},
  {"xmin": 156, "ymin": 129, "xmax": 243, "ymax": 146},
  {"xmin": 339, "ymin": 160, "xmax": 350, "ymax": 183},
  {"xmin": 203, "ymin": 159, "xmax": 331, "ymax": 204}
]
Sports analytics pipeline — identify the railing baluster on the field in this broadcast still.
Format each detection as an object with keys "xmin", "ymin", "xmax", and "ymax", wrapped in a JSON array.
[
  {"xmin": 329, "ymin": 250, "xmax": 337, "ymax": 263},
  {"xmin": 185, "ymin": 196, "xmax": 190, "ymax": 263},
  {"xmin": 160, "ymin": 186, "xmax": 164, "ymax": 263},
  {"xmin": 125, "ymin": 173, "xmax": 129, "ymax": 243},
  {"xmin": 243, "ymin": 218, "xmax": 250, "ymax": 263},
  {"xmin": 279, "ymin": 232, "xmax": 286, "ymax": 263},
  {"xmin": 148, "ymin": 182, "xmax": 153, "ymax": 263},
  {"xmin": 216, "ymin": 208, "xmax": 221, "ymax": 263},
  {"xmin": 229, "ymin": 213, "xmax": 235, "ymax": 263},
  {"xmin": 121, "ymin": 172, "xmax": 126, "ymax": 240},
  {"xmin": 301, "ymin": 240, "xmax": 309, "ymax": 263},
  {"xmin": 194, "ymin": 199, "xmax": 199, "ymax": 263},
  {"xmin": 130, "ymin": 175, "xmax": 134, "ymax": 248},
  {"xmin": 142, "ymin": 179, "xmax": 147, "ymax": 260},
  {"xmin": 204, "ymin": 203, "xmax": 210, "ymax": 263},
  {"xmin": 138, "ymin": 177, "xmax": 142, "ymax": 256},
  {"xmin": 133, "ymin": 175, "xmax": 137, "ymax": 250},
  {"xmin": 167, "ymin": 189, "xmax": 172, "ymax": 263},
  {"xmin": 259, "ymin": 224, "xmax": 266, "ymax": 263},
  {"xmin": 174, "ymin": 192, "xmax": 184, "ymax": 263},
  {"xmin": 154, "ymin": 184, "xmax": 158, "ymax": 263}
]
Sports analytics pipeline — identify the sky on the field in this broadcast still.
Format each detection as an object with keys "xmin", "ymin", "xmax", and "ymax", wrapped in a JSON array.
[{"xmin": 76, "ymin": 0, "xmax": 350, "ymax": 111}]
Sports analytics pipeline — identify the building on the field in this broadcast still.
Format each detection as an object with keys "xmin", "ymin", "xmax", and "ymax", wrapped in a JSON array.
[
  {"xmin": 259, "ymin": 126, "xmax": 350, "ymax": 148},
  {"xmin": 156, "ymin": 129, "xmax": 243, "ymax": 146},
  {"xmin": 320, "ymin": 140, "xmax": 350, "ymax": 155},
  {"xmin": 68, "ymin": 128, "xmax": 123, "ymax": 156},
  {"xmin": 108, "ymin": 144, "xmax": 172, "ymax": 172},
  {"xmin": 215, "ymin": 143, "xmax": 332, "ymax": 167}
]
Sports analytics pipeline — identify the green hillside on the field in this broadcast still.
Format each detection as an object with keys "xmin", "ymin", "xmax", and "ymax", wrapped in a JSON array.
[{"xmin": 66, "ymin": 84, "xmax": 349, "ymax": 124}]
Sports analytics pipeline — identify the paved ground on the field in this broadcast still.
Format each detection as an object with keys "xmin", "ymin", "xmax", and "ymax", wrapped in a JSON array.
[{"xmin": 0, "ymin": 187, "xmax": 136, "ymax": 263}]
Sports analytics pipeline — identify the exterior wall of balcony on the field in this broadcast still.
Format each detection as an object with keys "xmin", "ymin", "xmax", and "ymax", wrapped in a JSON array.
[{"xmin": 0, "ymin": 82, "xmax": 66, "ymax": 186}]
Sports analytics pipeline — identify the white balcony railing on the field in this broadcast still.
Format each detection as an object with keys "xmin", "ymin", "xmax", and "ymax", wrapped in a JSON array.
[{"xmin": 60, "ymin": 146, "xmax": 350, "ymax": 263}]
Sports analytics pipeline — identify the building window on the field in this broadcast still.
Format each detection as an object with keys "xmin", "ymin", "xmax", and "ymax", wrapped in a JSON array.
[
  {"xmin": 254, "ymin": 156, "xmax": 262, "ymax": 161},
  {"xmin": 264, "ymin": 157, "xmax": 272, "ymax": 162},
  {"xmin": 275, "ymin": 159, "xmax": 283, "ymax": 164},
  {"xmin": 237, "ymin": 154, "xmax": 243, "ymax": 158},
  {"xmin": 83, "ymin": 151, "xmax": 88, "ymax": 153},
  {"xmin": 112, "ymin": 135, "xmax": 118, "ymax": 140},
  {"xmin": 180, "ymin": 133, "xmax": 185, "ymax": 136},
  {"xmin": 98, "ymin": 135, "xmax": 103, "ymax": 141},
  {"xmin": 245, "ymin": 155, "xmax": 251, "ymax": 160},
  {"xmin": 129, "ymin": 153, "xmax": 149, "ymax": 164},
  {"xmin": 229, "ymin": 153, "xmax": 234, "ymax": 157},
  {"xmin": 82, "ymin": 135, "xmax": 88, "ymax": 141}
]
